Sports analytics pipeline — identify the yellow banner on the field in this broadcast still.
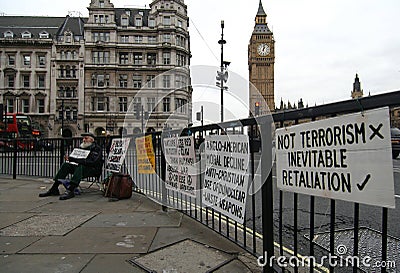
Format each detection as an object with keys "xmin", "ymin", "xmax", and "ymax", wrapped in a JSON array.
[{"xmin": 136, "ymin": 135, "xmax": 156, "ymax": 174}]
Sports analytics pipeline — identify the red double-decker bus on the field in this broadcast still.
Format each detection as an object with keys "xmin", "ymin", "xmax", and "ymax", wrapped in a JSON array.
[{"xmin": 0, "ymin": 113, "xmax": 40, "ymax": 151}]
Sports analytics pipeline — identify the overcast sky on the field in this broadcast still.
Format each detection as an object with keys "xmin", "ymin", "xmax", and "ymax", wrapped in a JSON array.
[{"xmin": 2, "ymin": 0, "xmax": 400, "ymax": 113}]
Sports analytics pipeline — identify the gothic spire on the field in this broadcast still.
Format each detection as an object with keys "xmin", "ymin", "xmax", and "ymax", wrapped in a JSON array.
[{"xmin": 257, "ymin": 0, "xmax": 266, "ymax": 16}]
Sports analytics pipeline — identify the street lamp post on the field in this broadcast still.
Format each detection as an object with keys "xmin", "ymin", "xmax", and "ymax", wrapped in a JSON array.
[
  {"xmin": 61, "ymin": 99, "xmax": 64, "ymax": 137},
  {"xmin": 218, "ymin": 20, "xmax": 226, "ymax": 123}
]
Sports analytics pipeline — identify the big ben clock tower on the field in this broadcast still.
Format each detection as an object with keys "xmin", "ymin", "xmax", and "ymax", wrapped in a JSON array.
[{"xmin": 249, "ymin": 0, "xmax": 275, "ymax": 115}]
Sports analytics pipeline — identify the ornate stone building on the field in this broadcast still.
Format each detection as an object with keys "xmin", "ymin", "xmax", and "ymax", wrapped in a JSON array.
[
  {"xmin": 0, "ymin": 0, "xmax": 191, "ymax": 137},
  {"xmin": 248, "ymin": 0, "xmax": 275, "ymax": 116}
]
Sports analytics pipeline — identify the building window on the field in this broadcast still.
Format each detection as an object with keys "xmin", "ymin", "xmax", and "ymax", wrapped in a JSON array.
[
  {"xmin": 65, "ymin": 65, "xmax": 72, "ymax": 78},
  {"xmin": 163, "ymin": 98, "xmax": 170, "ymax": 112},
  {"xmin": 147, "ymin": 97, "xmax": 155, "ymax": 112},
  {"xmin": 121, "ymin": 17, "xmax": 129, "ymax": 26},
  {"xmin": 6, "ymin": 99, "xmax": 14, "ymax": 113},
  {"xmin": 147, "ymin": 53, "xmax": 157, "ymax": 65},
  {"xmin": 146, "ymin": 75, "xmax": 156, "ymax": 88},
  {"xmin": 119, "ymin": 97, "xmax": 128, "ymax": 112},
  {"xmin": 175, "ymin": 75, "xmax": 187, "ymax": 88},
  {"xmin": 163, "ymin": 16, "xmax": 171, "ymax": 26},
  {"xmin": 175, "ymin": 98, "xmax": 187, "ymax": 114},
  {"xmin": 119, "ymin": 52, "xmax": 129, "ymax": 64},
  {"xmin": 93, "ymin": 32, "xmax": 110, "ymax": 42},
  {"xmin": 176, "ymin": 53, "xmax": 186, "ymax": 66},
  {"xmin": 7, "ymin": 74, "xmax": 15, "ymax": 88},
  {"xmin": 38, "ymin": 75, "xmax": 45, "ymax": 88},
  {"xmin": 38, "ymin": 55, "xmax": 46, "ymax": 67},
  {"xmin": 177, "ymin": 20, "xmax": 183, "ymax": 28},
  {"xmin": 58, "ymin": 107, "xmax": 63, "ymax": 120},
  {"xmin": 65, "ymin": 87, "xmax": 74, "ymax": 98},
  {"xmin": 4, "ymin": 31, "xmax": 13, "ymax": 38},
  {"xmin": 163, "ymin": 75, "xmax": 171, "ymax": 88},
  {"xmin": 92, "ymin": 51, "xmax": 109, "ymax": 64},
  {"xmin": 99, "ymin": 0, "xmax": 105, "ymax": 8},
  {"xmin": 97, "ymin": 97, "xmax": 105, "ymax": 111},
  {"xmin": 22, "ymin": 75, "xmax": 30, "ymax": 88},
  {"xmin": 8, "ymin": 55, "xmax": 15, "ymax": 66},
  {"xmin": 163, "ymin": 33, "xmax": 171, "ymax": 43},
  {"xmin": 22, "ymin": 31, "xmax": 31, "ymax": 38},
  {"xmin": 22, "ymin": 99, "xmax": 30, "ymax": 113},
  {"xmin": 23, "ymin": 55, "xmax": 31, "ymax": 66},
  {"xmin": 37, "ymin": 99, "xmax": 45, "ymax": 113},
  {"xmin": 65, "ymin": 33, "xmax": 72, "ymax": 43},
  {"xmin": 148, "ymin": 18, "xmax": 156, "ymax": 28},
  {"xmin": 65, "ymin": 107, "xmax": 72, "ymax": 120},
  {"xmin": 72, "ymin": 108, "xmax": 78, "ymax": 121},
  {"xmin": 133, "ymin": 75, "xmax": 142, "ymax": 89},
  {"xmin": 134, "ymin": 35, "xmax": 143, "ymax": 43},
  {"xmin": 133, "ymin": 53, "xmax": 143, "ymax": 65},
  {"xmin": 119, "ymin": 74, "xmax": 128, "ymax": 88},
  {"xmin": 135, "ymin": 17, "xmax": 142, "ymax": 27},
  {"xmin": 163, "ymin": 52, "xmax": 171, "ymax": 65},
  {"xmin": 176, "ymin": 35, "xmax": 186, "ymax": 47},
  {"xmin": 148, "ymin": 36, "xmax": 157, "ymax": 43},
  {"xmin": 92, "ymin": 73, "xmax": 110, "ymax": 87},
  {"xmin": 39, "ymin": 31, "xmax": 49, "ymax": 38},
  {"xmin": 120, "ymin": 35, "xmax": 129, "ymax": 43}
]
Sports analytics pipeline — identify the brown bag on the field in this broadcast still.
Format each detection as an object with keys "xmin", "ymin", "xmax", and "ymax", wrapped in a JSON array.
[{"xmin": 104, "ymin": 173, "xmax": 133, "ymax": 199}]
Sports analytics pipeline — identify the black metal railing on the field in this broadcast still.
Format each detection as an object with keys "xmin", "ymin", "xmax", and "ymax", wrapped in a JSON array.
[{"xmin": 1, "ymin": 90, "xmax": 399, "ymax": 273}]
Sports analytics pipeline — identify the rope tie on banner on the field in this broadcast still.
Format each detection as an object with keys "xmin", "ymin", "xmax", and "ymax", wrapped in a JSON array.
[{"xmin": 356, "ymin": 98, "xmax": 365, "ymax": 117}]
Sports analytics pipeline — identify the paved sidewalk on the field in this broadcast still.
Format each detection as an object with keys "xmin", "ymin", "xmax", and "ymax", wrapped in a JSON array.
[{"xmin": 0, "ymin": 176, "xmax": 261, "ymax": 273}]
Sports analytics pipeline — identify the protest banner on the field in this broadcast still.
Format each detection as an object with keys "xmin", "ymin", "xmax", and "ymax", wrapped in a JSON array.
[
  {"xmin": 276, "ymin": 107, "xmax": 395, "ymax": 208},
  {"xmin": 136, "ymin": 135, "xmax": 156, "ymax": 174},
  {"xmin": 202, "ymin": 134, "xmax": 250, "ymax": 224},
  {"xmin": 163, "ymin": 136, "xmax": 197, "ymax": 197},
  {"xmin": 106, "ymin": 138, "xmax": 130, "ymax": 173}
]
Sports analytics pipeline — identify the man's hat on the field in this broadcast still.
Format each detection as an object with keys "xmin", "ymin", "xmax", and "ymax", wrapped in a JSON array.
[{"xmin": 81, "ymin": 132, "xmax": 96, "ymax": 138}]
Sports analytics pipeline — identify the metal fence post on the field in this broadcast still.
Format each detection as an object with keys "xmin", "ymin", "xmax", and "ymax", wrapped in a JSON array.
[
  {"xmin": 259, "ymin": 116, "xmax": 274, "ymax": 273},
  {"xmin": 12, "ymin": 139, "xmax": 17, "ymax": 179},
  {"xmin": 160, "ymin": 136, "xmax": 167, "ymax": 212}
]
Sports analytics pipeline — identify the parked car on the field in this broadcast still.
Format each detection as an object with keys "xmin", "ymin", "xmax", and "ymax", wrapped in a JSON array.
[{"xmin": 391, "ymin": 127, "xmax": 400, "ymax": 159}]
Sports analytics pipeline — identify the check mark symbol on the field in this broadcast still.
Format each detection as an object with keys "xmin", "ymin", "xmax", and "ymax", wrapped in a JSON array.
[{"xmin": 357, "ymin": 174, "xmax": 371, "ymax": 191}]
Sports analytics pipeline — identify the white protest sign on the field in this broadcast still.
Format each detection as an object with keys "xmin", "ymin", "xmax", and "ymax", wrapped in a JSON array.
[
  {"xmin": 276, "ymin": 107, "xmax": 395, "ymax": 208},
  {"xmin": 163, "ymin": 136, "xmax": 197, "ymax": 197},
  {"xmin": 202, "ymin": 134, "xmax": 250, "ymax": 224},
  {"xmin": 106, "ymin": 138, "xmax": 131, "ymax": 173},
  {"xmin": 69, "ymin": 148, "xmax": 90, "ymax": 159}
]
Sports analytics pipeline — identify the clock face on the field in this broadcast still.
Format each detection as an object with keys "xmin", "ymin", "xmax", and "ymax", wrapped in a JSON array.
[{"xmin": 257, "ymin": 43, "xmax": 270, "ymax": 56}]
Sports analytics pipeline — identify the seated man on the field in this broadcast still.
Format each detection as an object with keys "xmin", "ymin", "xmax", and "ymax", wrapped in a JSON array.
[{"xmin": 39, "ymin": 132, "xmax": 103, "ymax": 200}]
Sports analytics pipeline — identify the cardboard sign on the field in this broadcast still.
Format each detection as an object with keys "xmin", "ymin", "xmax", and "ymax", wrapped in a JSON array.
[
  {"xmin": 106, "ymin": 138, "xmax": 130, "ymax": 173},
  {"xmin": 163, "ymin": 136, "xmax": 197, "ymax": 197},
  {"xmin": 276, "ymin": 107, "xmax": 395, "ymax": 208},
  {"xmin": 202, "ymin": 134, "xmax": 250, "ymax": 224},
  {"xmin": 69, "ymin": 148, "xmax": 90, "ymax": 159}
]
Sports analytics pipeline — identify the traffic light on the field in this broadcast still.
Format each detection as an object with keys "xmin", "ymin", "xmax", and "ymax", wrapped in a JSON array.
[{"xmin": 255, "ymin": 102, "xmax": 260, "ymax": 116}]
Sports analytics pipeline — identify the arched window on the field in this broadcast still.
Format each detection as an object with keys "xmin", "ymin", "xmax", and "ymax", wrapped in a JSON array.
[
  {"xmin": 58, "ymin": 86, "xmax": 64, "ymax": 97},
  {"xmin": 65, "ymin": 107, "xmax": 72, "ymax": 120},
  {"xmin": 59, "ymin": 65, "xmax": 64, "ymax": 78},
  {"xmin": 65, "ymin": 65, "xmax": 71, "ymax": 78},
  {"xmin": 72, "ymin": 108, "xmax": 78, "ymax": 120},
  {"xmin": 58, "ymin": 107, "xmax": 64, "ymax": 120}
]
